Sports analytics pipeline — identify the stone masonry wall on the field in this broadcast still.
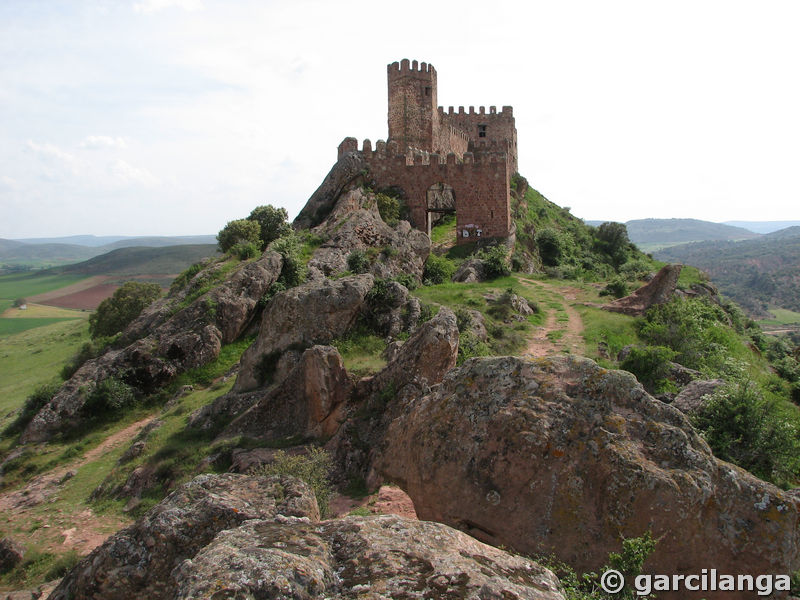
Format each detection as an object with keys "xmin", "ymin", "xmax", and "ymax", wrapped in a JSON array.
[{"xmin": 338, "ymin": 138, "xmax": 511, "ymax": 243}]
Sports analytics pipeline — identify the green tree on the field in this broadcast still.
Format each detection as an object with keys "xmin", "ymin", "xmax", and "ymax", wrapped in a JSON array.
[
  {"xmin": 595, "ymin": 222, "xmax": 630, "ymax": 268},
  {"xmin": 248, "ymin": 205, "xmax": 290, "ymax": 249},
  {"xmin": 217, "ymin": 218, "xmax": 261, "ymax": 253},
  {"xmin": 89, "ymin": 281, "xmax": 161, "ymax": 339}
]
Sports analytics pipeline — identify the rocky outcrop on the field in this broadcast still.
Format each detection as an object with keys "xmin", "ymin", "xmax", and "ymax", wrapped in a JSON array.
[
  {"xmin": 221, "ymin": 345, "xmax": 352, "ymax": 441},
  {"xmin": 0, "ymin": 537, "xmax": 23, "ymax": 573},
  {"xmin": 307, "ymin": 188, "xmax": 430, "ymax": 281},
  {"xmin": 452, "ymin": 258, "xmax": 488, "ymax": 283},
  {"xmin": 603, "ymin": 263, "xmax": 682, "ymax": 316},
  {"xmin": 51, "ymin": 473, "xmax": 565, "ymax": 600},
  {"xmin": 366, "ymin": 307, "xmax": 459, "ymax": 397},
  {"xmin": 22, "ymin": 252, "xmax": 283, "ymax": 443},
  {"xmin": 378, "ymin": 355, "xmax": 800, "ymax": 599},
  {"xmin": 673, "ymin": 379, "xmax": 726, "ymax": 415},
  {"xmin": 48, "ymin": 474, "xmax": 319, "ymax": 600},
  {"xmin": 293, "ymin": 150, "xmax": 367, "ymax": 230},
  {"xmin": 234, "ymin": 274, "xmax": 374, "ymax": 392},
  {"xmin": 172, "ymin": 514, "xmax": 565, "ymax": 600}
]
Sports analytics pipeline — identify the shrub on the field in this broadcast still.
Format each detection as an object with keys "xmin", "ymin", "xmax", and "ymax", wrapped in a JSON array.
[
  {"xmin": 423, "ymin": 254, "xmax": 456, "ymax": 284},
  {"xmin": 230, "ymin": 240, "xmax": 260, "ymax": 260},
  {"xmin": 3, "ymin": 383, "xmax": 59, "ymax": 436},
  {"xmin": 89, "ymin": 282, "xmax": 161, "ymax": 339},
  {"xmin": 692, "ymin": 381, "xmax": 800, "ymax": 487},
  {"xmin": 599, "ymin": 277, "xmax": 629, "ymax": 299},
  {"xmin": 619, "ymin": 345, "xmax": 677, "ymax": 394},
  {"xmin": 169, "ymin": 262, "xmax": 205, "ymax": 294},
  {"xmin": 61, "ymin": 335, "xmax": 118, "ymax": 380},
  {"xmin": 544, "ymin": 532, "xmax": 656, "ymax": 600},
  {"xmin": 217, "ymin": 218, "xmax": 261, "ymax": 253},
  {"xmin": 271, "ymin": 232, "xmax": 307, "ymax": 287},
  {"xmin": 535, "ymin": 227, "xmax": 563, "ymax": 266},
  {"xmin": 347, "ymin": 249, "xmax": 370, "ymax": 274},
  {"xmin": 375, "ymin": 193, "xmax": 400, "ymax": 226},
  {"xmin": 247, "ymin": 205, "xmax": 290, "ymax": 249},
  {"xmin": 82, "ymin": 377, "xmax": 136, "ymax": 417},
  {"xmin": 392, "ymin": 273, "xmax": 418, "ymax": 290},
  {"xmin": 251, "ymin": 447, "xmax": 333, "ymax": 517},
  {"xmin": 479, "ymin": 245, "xmax": 511, "ymax": 279},
  {"xmin": 12, "ymin": 298, "xmax": 26, "ymax": 308}
]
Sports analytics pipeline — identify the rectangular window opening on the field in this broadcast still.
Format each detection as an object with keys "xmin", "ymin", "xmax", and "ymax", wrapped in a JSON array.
[{"xmin": 478, "ymin": 124, "xmax": 487, "ymax": 138}]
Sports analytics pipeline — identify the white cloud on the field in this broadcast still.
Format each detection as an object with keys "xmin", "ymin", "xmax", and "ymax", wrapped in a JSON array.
[
  {"xmin": 81, "ymin": 135, "xmax": 128, "ymax": 149},
  {"xmin": 109, "ymin": 159, "xmax": 158, "ymax": 186},
  {"xmin": 133, "ymin": 0, "xmax": 203, "ymax": 14}
]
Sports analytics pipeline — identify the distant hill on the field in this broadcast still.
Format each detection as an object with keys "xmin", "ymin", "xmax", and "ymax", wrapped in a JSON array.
[
  {"xmin": 49, "ymin": 244, "xmax": 219, "ymax": 277},
  {"xmin": 583, "ymin": 218, "xmax": 759, "ymax": 252},
  {"xmin": 723, "ymin": 220, "xmax": 800, "ymax": 234},
  {"xmin": 14, "ymin": 234, "xmax": 216, "ymax": 247},
  {"xmin": 1, "ymin": 235, "xmax": 217, "ymax": 270},
  {"xmin": 655, "ymin": 230, "xmax": 800, "ymax": 316}
]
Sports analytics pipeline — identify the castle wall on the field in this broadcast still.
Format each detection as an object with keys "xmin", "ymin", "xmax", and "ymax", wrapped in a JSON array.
[
  {"xmin": 440, "ymin": 106, "xmax": 518, "ymax": 173},
  {"xmin": 339, "ymin": 138, "xmax": 511, "ymax": 244}
]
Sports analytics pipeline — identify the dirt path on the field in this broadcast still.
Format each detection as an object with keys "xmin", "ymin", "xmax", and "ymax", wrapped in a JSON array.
[
  {"xmin": 0, "ymin": 417, "xmax": 153, "ymax": 557},
  {"xmin": 519, "ymin": 279, "xmax": 585, "ymax": 357}
]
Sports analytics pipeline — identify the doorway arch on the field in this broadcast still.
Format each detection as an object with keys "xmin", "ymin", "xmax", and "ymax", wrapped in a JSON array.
[{"xmin": 425, "ymin": 182, "xmax": 456, "ymax": 237}]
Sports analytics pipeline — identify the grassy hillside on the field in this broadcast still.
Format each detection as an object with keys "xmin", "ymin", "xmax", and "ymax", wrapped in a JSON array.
[
  {"xmin": 655, "ymin": 231, "xmax": 800, "ymax": 316},
  {"xmin": 50, "ymin": 244, "xmax": 219, "ymax": 277},
  {"xmin": 624, "ymin": 218, "xmax": 758, "ymax": 252},
  {"xmin": 1, "ymin": 236, "xmax": 217, "ymax": 271}
]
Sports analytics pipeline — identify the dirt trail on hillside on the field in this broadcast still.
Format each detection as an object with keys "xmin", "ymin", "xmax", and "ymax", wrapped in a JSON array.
[
  {"xmin": 0, "ymin": 417, "xmax": 153, "ymax": 557},
  {"xmin": 519, "ymin": 279, "xmax": 585, "ymax": 358}
]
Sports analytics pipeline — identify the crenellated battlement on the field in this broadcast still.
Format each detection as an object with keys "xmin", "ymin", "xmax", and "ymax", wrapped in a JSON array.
[
  {"xmin": 438, "ymin": 105, "xmax": 514, "ymax": 117},
  {"xmin": 388, "ymin": 58, "xmax": 436, "ymax": 75},
  {"xmin": 338, "ymin": 137, "xmax": 507, "ymax": 167}
]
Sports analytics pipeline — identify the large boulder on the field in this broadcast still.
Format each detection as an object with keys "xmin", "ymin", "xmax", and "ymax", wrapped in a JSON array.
[
  {"xmin": 673, "ymin": 379, "xmax": 727, "ymax": 415},
  {"xmin": 0, "ymin": 537, "xmax": 24, "ymax": 573},
  {"xmin": 22, "ymin": 252, "xmax": 283, "ymax": 443},
  {"xmin": 50, "ymin": 473, "xmax": 566, "ymax": 600},
  {"xmin": 48, "ymin": 474, "xmax": 319, "ymax": 600},
  {"xmin": 234, "ymin": 274, "xmax": 374, "ymax": 392},
  {"xmin": 172, "ymin": 514, "xmax": 565, "ymax": 600},
  {"xmin": 378, "ymin": 355, "xmax": 800, "ymax": 599},
  {"xmin": 308, "ymin": 188, "xmax": 431, "ymax": 281},
  {"xmin": 603, "ymin": 263, "xmax": 682, "ymax": 316},
  {"xmin": 293, "ymin": 150, "xmax": 367, "ymax": 230},
  {"xmin": 221, "ymin": 345, "xmax": 353, "ymax": 441}
]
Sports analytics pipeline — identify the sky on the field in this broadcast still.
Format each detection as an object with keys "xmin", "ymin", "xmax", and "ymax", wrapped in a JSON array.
[{"xmin": 1, "ymin": 0, "xmax": 799, "ymax": 238}]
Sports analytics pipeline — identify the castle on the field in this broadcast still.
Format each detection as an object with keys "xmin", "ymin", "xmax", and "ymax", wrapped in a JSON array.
[{"xmin": 338, "ymin": 59, "xmax": 517, "ymax": 244}]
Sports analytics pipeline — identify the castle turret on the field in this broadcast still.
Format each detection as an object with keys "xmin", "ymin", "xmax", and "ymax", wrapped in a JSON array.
[{"xmin": 387, "ymin": 59, "xmax": 438, "ymax": 153}]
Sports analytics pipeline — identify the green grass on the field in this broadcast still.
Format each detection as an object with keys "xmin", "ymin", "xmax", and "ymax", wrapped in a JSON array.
[
  {"xmin": 331, "ymin": 328, "xmax": 387, "ymax": 378},
  {"xmin": 430, "ymin": 214, "xmax": 456, "ymax": 244},
  {"xmin": 0, "ymin": 272, "xmax": 88, "ymax": 304},
  {"xmin": 759, "ymin": 308, "xmax": 800, "ymax": 326},
  {"xmin": 0, "ymin": 318, "xmax": 89, "ymax": 433},
  {"xmin": 577, "ymin": 305, "xmax": 639, "ymax": 364},
  {"xmin": 0, "ymin": 317, "xmax": 83, "ymax": 336}
]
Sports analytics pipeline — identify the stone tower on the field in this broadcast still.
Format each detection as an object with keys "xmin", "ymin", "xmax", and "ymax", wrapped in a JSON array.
[{"xmin": 387, "ymin": 59, "xmax": 438, "ymax": 153}]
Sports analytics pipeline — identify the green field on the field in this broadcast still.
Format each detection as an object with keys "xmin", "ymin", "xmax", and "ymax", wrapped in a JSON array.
[
  {"xmin": 0, "ymin": 318, "xmax": 89, "ymax": 431},
  {"xmin": 0, "ymin": 318, "xmax": 83, "ymax": 337},
  {"xmin": 0, "ymin": 272, "xmax": 88, "ymax": 303},
  {"xmin": 759, "ymin": 308, "xmax": 800, "ymax": 327}
]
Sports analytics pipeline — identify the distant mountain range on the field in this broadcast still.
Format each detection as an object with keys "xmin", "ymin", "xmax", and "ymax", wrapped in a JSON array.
[
  {"xmin": 0, "ymin": 235, "xmax": 216, "ymax": 270},
  {"xmin": 723, "ymin": 221, "xmax": 800, "ymax": 234}
]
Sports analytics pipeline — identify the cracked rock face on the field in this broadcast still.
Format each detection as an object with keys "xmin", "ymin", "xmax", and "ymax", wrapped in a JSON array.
[
  {"xmin": 49, "ymin": 473, "xmax": 566, "ymax": 600},
  {"xmin": 377, "ymin": 355, "xmax": 800, "ymax": 599}
]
